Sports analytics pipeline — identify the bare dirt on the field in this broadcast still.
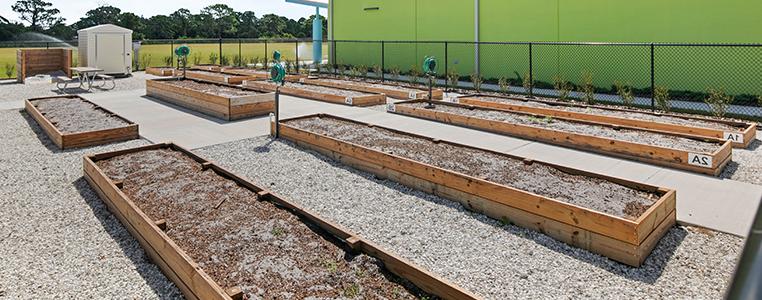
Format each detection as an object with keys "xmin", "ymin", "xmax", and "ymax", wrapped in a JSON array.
[
  {"xmin": 163, "ymin": 79, "xmax": 263, "ymax": 97},
  {"xmin": 96, "ymin": 148, "xmax": 432, "ymax": 299},
  {"xmin": 31, "ymin": 97, "xmax": 131, "ymax": 134},
  {"xmin": 284, "ymin": 116, "xmax": 660, "ymax": 220},
  {"xmin": 399, "ymin": 102, "xmax": 720, "ymax": 153},
  {"xmin": 257, "ymin": 81, "xmax": 374, "ymax": 97},
  {"xmin": 473, "ymin": 96, "xmax": 743, "ymax": 131}
]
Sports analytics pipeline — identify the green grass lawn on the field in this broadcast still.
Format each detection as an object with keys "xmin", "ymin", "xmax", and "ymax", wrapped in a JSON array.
[{"xmin": 0, "ymin": 42, "xmax": 329, "ymax": 78}]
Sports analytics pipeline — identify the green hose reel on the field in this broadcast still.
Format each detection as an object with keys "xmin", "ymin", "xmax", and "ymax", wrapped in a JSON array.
[
  {"xmin": 174, "ymin": 45, "xmax": 190, "ymax": 57},
  {"xmin": 272, "ymin": 50, "xmax": 282, "ymax": 62},
  {"xmin": 270, "ymin": 63, "xmax": 286, "ymax": 83},
  {"xmin": 423, "ymin": 56, "xmax": 437, "ymax": 75}
]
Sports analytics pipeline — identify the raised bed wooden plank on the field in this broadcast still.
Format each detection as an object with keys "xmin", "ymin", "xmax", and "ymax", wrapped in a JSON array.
[
  {"xmin": 455, "ymin": 94, "xmax": 757, "ymax": 148},
  {"xmin": 299, "ymin": 78, "xmax": 444, "ymax": 100},
  {"xmin": 274, "ymin": 114, "xmax": 677, "ymax": 266},
  {"xmin": 388, "ymin": 100, "xmax": 732, "ymax": 176},
  {"xmin": 84, "ymin": 143, "xmax": 478, "ymax": 299},
  {"xmin": 145, "ymin": 67, "xmax": 175, "ymax": 76},
  {"xmin": 24, "ymin": 95, "xmax": 139, "ymax": 149},
  {"xmin": 190, "ymin": 64, "xmax": 222, "ymax": 72},
  {"xmin": 183, "ymin": 70, "xmax": 256, "ymax": 85},
  {"xmin": 145, "ymin": 78, "xmax": 274, "ymax": 121},
  {"xmin": 220, "ymin": 67, "xmax": 306, "ymax": 82},
  {"xmin": 242, "ymin": 80, "xmax": 386, "ymax": 107}
]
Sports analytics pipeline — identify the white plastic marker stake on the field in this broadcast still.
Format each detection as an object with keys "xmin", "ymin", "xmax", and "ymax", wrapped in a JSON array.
[
  {"xmin": 387, "ymin": 103, "xmax": 397, "ymax": 112},
  {"xmin": 409, "ymin": 91, "xmax": 419, "ymax": 99},
  {"xmin": 723, "ymin": 132, "xmax": 744, "ymax": 144},
  {"xmin": 345, "ymin": 97, "xmax": 353, "ymax": 105},
  {"xmin": 688, "ymin": 153, "xmax": 713, "ymax": 168}
]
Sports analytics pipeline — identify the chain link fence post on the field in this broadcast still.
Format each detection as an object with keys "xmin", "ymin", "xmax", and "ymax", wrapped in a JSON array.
[
  {"xmin": 295, "ymin": 40, "xmax": 300, "ymax": 73},
  {"xmin": 381, "ymin": 41, "xmax": 385, "ymax": 82},
  {"xmin": 170, "ymin": 40, "xmax": 174, "ymax": 68},
  {"xmin": 528, "ymin": 42, "xmax": 534, "ymax": 98},
  {"xmin": 651, "ymin": 43, "xmax": 656, "ymax": 111}
]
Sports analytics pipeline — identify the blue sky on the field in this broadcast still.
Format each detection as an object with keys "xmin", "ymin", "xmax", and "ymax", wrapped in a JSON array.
[{"xmin": 1, "ymin": 0, "xmax": 325, "ymax": 25}]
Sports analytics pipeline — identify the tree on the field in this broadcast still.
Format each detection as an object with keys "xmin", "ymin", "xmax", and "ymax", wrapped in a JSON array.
[
  {"xmin": 12, "ymin": 0, "xmax": 63, "ymax": 30},
  {"xmin": 144, "ymin": 15, "xmax": 176, "ymax": 39},
  {"xmin": 300, "ymin": 14, "xmax": 328, "ymax": 39},
  {"xmin": 75, "ymin": 5, "xmax": 121, "ymax": 29},
  {"xmin": 170, "ymin": 8, "xmax": 191, "ymax": 38},
  {"xmin": 236, "ymin": 11, "xmax": 259, "ymax": 38},
  {"xmin": 117, "ymin": 12, "xmax": 145, "ymax": 39},
  {"xmin": 258, "ymin": 14, "xmax": 287, "ymax": 38},
  {"xmin": 200, "ymin": 4, "xmax": 238, "ymax": 39}
]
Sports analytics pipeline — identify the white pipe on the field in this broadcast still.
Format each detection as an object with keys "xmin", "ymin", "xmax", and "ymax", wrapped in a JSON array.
[{"xmin": 474, "ymin": 0, "xmax": 480, "ymax": 75}]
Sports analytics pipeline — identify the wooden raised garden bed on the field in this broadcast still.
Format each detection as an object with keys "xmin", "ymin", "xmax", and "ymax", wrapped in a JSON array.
[
  {"xmin": 183, "ymin": 70, "xmax": 256, "ymax": 85},
  {"xmin": 274, "ymin": 114, "xmax": 677, "ymax": 267},
  {"xmin": 388, "ymin": 100, "xmax": 732, "ymax": 176},
  {"xmin": 25, "ymin": 95, "xmax": 139, "ymax": 149},
  {"xmin": 221, "ymin": 67, "xmax": 305, "ymax": 82},
  {"xmin": 146, "ymin": 78, "xmax": 275, "ymax": 121},
  {"xmin": 83, "ymin": 143, "xmax": 477, "ymax": 299},
  {"xmin": 300, "ymin": 78, "xmax": 444, "ymax": 100},
  {"xmin": 190, "ymin": 64, "xmax": 222, "ymax": 72},
  {"xmin": 243, "ymin": 80, "xmax": 386, "ymax": 107},
  {"xmin": 453, "ymin": 94, "xmax": 757, "ymax": 148},
  {"xmin": 145, "ymin": 67, "xmax": 175, "ymax": 76}
]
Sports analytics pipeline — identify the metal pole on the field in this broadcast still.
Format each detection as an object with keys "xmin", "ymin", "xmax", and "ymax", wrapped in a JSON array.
[
  {"xmin": 295, "ymin": 41, "xmax": 300, "ymax": 74},
  {"xmin": 650, "ymin": 43, "xmax": 656, "ymax": 111},
  {"xmin": 170, "ymin": 40, "xmax": 174, "ymax": 68},
  {"xmin": 218, "ymin": 38, "xmax": 223, "ymax": 65},
  {"xmin": 381, "ymin": 41, "xmax": 385, "ymax": 82},
  {"xmin": 529, "ymin": 42, "xmax": 534, "ymax": 98},
  {"xmin": 238, "ymin": 39, "xmax": 242, "ymax": 67},
  {"xmin": 46, "ymin": 42, "xmax": 49, "ymax": 49},
  {"xmin": 264, "ymin": 41, "xmax": 268, "ymax": 69},
  {"xmin": 333, "ymin": 40, "xmax": 338, "ymax": 77},
  {"xmin": 273, "ymin": 87, "xmax": 280, "ymax": 138},
  {"xmin": 444, "ymin": 41, "xmax": 449, "ymax": 78}
]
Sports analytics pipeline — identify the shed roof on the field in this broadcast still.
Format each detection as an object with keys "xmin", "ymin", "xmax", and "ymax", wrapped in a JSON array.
[{"xmin": 77, "ymin": 24, "xmax": 133, "ymax": 34}]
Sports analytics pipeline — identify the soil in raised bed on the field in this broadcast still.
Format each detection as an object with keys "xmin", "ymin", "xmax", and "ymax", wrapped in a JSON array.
[
  {"xmin": 399, "ymin": 102, "xmax": 720, "ymax": 153},
  {"xmin": 472, "ymin": 96, "xmax": 743, "ymax": 131},
  {"xmin": 96, "ymin": 149, "xmax": 431, "ymax": 299},
  {"xmin": 162, "ymin": 79, "xmax": 264, "ymax": 98},
  {"xmin": 257, "ymin": 81, "xmax": 374, "ymax": 97},
  {"xmin": 186, "ymin": 70, "xmax": 238, "ymax": 77},
  {"xmin": 31, "ymin": 97, "xmax": 130, "ymax": 134},
  {"xmin": 318, "ymin": 79, "xmax": 424, "ymax": 94},
  {"xmin": 284, "ymin": 116, "xmax": 660, "ymax": 220}
]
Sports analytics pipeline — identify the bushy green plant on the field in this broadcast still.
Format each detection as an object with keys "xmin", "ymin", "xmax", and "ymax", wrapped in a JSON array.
[
  {"xmin": 614, "ymin": 81, "xmax": 635, "ymax": 107},
  {"xmin": 140, "ymin": 53, "xmax": 152, "ymax": 70},
  {"xmin": 284, "ymin": 59, "xmax": 293, "ymax": 74},
  {"xmin": 232, "ymin": 55, "xmax": 242, "ymax": 66},
  {"xmin": 358, "ymin": 64, "xmax": 367, "ymax": 80},
  {"xmin": 390, "ymin": 66, "xmax": 401, "ymax": 83},
  {"xmin": 758, "ymin": 95, "xmax": 762, "ymax": 107},
  {"xmin": 580, "ymin": 71, "xmax": 595, "ymax": 104},
  {"xmin": 498, "ymin": 76, "xmax": 510, "ymax": 93},
  {"xmin": 163, "ymin": 56, "xmax": 173, "ymax": 67},
  {"xmin": 553, "ymin": 75, "xmax": 572, "ymax": 101},
  {"xmin": 208, "ymin": 52, "xmax": 219, "ymax": 65},
  {"xmin": 447, "ymin": 69, "xmax": 459, "ymax": 91},
  {"xmin": 339, "ymin": 64, "xmax": 348, "ymax": 79},
  {"xmin": 409, "ymin": 65, "xmax": 421, "ymax": 86},
  {"xmin": 470, "ymin": 73, "xmax": 483, "ymax": 92},
  {"xmin": 191, "ymin": 54, "xmax": 201, "ymax": 66},
  {"xmin": 522, "ymin": 71, "xmax": 532, "ymax": 95},
  {"xmin": 5, "ymin": 63, "xmax": 15, "ymax": 78},
  {"xmin": 251, "ymin": 56, "xmax": 260, "ymax": 68},
  {"xmin": 220, "ymin": 55, "xmax": 231, "ymax": 66},
  {"xmin": 372, "ymin": 64, "xmax": 382, "ymax": 80},
  {"xmin": 654, "ymin": 85, "xmax": 671, "ymax": 112},
  {"xmin": 705, "ymin": 88, "xmax": 734, "ymax": 118}
]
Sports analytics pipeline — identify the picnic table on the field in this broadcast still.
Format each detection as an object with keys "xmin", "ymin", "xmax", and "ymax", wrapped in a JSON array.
[{"xmin": 70, "ymin": 67, "xmax": 104, "ymax": 90}]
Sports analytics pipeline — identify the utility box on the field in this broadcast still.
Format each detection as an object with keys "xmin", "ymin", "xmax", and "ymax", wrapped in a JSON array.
[{"xmin": 77, "ymin": 24, "xmax": 133, "ymax": 75}]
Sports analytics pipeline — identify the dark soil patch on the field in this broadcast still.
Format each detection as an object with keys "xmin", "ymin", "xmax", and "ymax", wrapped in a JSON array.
[
  {"xmin": 285, "ymin": 116, "xmax": 660, "ymax": 220},
  {"xmin": 96, "ymin": 149, "xmax": 431, "ymax": 299},
  {"xmin": 31, "ymin": 97, "xmax": 130, "ymax": 134}
]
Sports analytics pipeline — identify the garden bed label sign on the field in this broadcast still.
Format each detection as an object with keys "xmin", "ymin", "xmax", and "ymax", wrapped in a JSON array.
[
  {"xmin": 688, "ymin": 153, "xmax": 713, "ymax": 168},
  {"xmin": 299, "ymin": 78, "xmax": 306, "ymax": 83},
  {"xmin": 409, "ymin": 91, "xmax": 419, "ymax": 99},
  {"xmin": 345, "ymin": 97, "xmax": 354, "ymax": 105},
  {"xmin": 386, "ymin": 103, "xmax": 396, "ymax": 112},
  {"xmin": 723, "ymin": 132, "xmax": 743, "ymax": 143},
  {"xmin": 447, "ymin": 96, "xmax": 459, "ymax": 103}
]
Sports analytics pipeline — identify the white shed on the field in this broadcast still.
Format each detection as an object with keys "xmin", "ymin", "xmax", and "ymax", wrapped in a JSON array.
[{"xmin": 78, "ymin": 24, "xmax": 133, "ymax": 75}]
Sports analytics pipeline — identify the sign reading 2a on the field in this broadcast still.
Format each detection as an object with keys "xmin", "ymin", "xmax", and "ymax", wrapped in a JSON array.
[{"xmin": 688, "ymin": 153, "xmax": 713, "ymax": 168}]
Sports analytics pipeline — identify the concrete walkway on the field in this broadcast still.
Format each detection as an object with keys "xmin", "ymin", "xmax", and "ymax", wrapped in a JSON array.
[{"xmin": 45, "ymin": 89, "xmax": 762, "ymax": 236}]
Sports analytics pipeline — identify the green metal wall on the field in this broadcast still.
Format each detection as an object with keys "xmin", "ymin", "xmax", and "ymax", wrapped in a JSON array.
[{"xmin": 332, "ymin": 0, "xmax": 762, "ymax": 95}]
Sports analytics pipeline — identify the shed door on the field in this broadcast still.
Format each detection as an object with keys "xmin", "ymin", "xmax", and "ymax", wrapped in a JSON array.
[{"xmin": 95, "ymin": 34, "xmax": 125, "ymax": 73}]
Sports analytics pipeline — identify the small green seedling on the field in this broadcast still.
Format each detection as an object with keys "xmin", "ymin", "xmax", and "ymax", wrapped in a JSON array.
[{"xmin": 705, "ymin": 88, "xmax": 734, "ymax": 118}]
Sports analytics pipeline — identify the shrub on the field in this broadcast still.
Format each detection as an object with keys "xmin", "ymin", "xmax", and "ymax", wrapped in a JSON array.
[
  {"xmin": 446, "ymin": 69, "xmax": 459, "ymax": 91},
  {"xmin": 339, "ymin": 64, "xmax": 348, "ymax": 79},
  {"xmin": 191, "ymin": 54, "xmax": 201, "ymax": 66},
  {"xmin": 5, "ymin": 63, "xmax": 15, "ymax": 78},
  {"xmin": 470, "ymin": 73, "xmax": 483, "ymax": 93},
  {"xmin": 522, "ymin": 71, "xmax": 532, "ymax": 95},
  {"xmin": 139, "ymin": 53, "xmax": 152, "ymax": 70},
  {"xmin": 409, "ymin": 65, "xmax": 421, "ymax": 86},
  {"xmin": 553, "ymin": 75, "xmax": 572, "ymax": 101},
  {"xmin": 232, "ymin": 55, "xmax": 242, "ymax": 66},
  {"xmin": 208, "ymin": 52, "xmax": 219, "ymax": 65},
  {"xmin": 163, "ymin": 56, "xmax": 173, "ymax": 67},
  {"xmin": 220, "ymin": 55, "xmax": 231, "ymax": 66},
  {"xmin": 498, "ymin": 76, "xmax": 510, "ymax": 93},
  {"xmin": 390, "ymin": 66, "xmax": 401, "ymax": 83},
  {"xmin": 654, "ymin": 85, "xmax": 671, "ymax": 112},
  {"xmin": 372, "ymin": 64, "xmax": 382, "ymax": 80},
  {"xmin": 251, "ymin": 56, "xmax": 260, "ymax": 68},
  {"xmin": 579, "ymin": 71, "xmax": 595, "ymax": 104},
  {"xmin": 705, "ymin": 88, "xmax": 734, "ymax": 118},
  {"xmin": 358, "ymin": 64, "xmax": 367, "ymax": 80},
  {"xmin": 757, "ymin": 95, "xmax": 762, "ymax": 107},
  {"xmin": 614, "ymin": 81, "xmax": 635, "ymax": 107}
]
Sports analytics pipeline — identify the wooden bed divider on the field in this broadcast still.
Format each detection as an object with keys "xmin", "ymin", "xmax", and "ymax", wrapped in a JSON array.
[
  {"xmin": 145, "ymin": 67, "xmax": 175, "ymax": 76},
  {"xmin": 83, "ymin": 143, "xmax": 478, "ymax": 300},
  {"xmin": 182, "ymin": 70, "xmax": 256, "ymax": 85},
  {"xmin": 298, "ymin": 77, "xmax": 445, "ymax": 100},
  {"xmin": 274, "ymin": 114, "xmax": 677, "ymax": 267},
  {"xmin": 388, "ymin": 100, "xmax": 733, "ymax": 176},
  {"xmin": 145, "ymin": 78, "xmax": 275, "ymax": 121},
  {"xmin": 453, "ymin": 94, "xmax": 756, "ymax": 148},
  {"xmin": 16, "ymin": 48, "xmax": 72, "ymax": 83},
  {"xmin": 242, "ymin": 80, "xmax": 387, "ymax": 107},
  {"xmin": 24, "ymin": 95, "xmax": 139, "ymax": 149},
  {"xmin": 220, "ymin": 67, "xmax": 306, "ymax": 82}
]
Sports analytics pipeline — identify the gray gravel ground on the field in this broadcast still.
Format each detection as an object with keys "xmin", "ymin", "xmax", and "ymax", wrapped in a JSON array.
[
  {"xmin": 721, "ymin": 135, "xmax": 762, "ymax": 185},
  {"xmin": 400, "ymin": 102, "xmax": 721, "ymax": 153},
  {"xmin": 0, "ymin": 109, "xmax": 181, "ymax": 299},
  {"xmin": 197, "ymin": 136, "xmax": 744, "ymax": 300},
  {"xmin": 32, "ymin": 97, "xmax": 130, "ymax": 133},
  {"xmin": 0, "ymin": 72, "xmax": 159, "ymax": 104}
]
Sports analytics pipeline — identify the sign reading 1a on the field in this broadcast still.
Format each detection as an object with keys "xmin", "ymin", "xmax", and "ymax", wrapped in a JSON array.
[{"xmin": 723, "ymin": 132, "xmax": 743, "ymax": 143}]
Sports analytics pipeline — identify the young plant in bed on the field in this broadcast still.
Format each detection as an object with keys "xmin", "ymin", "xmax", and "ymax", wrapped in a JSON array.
[
  {"xmin": 162, "ymin": 55, "xmax": 173, "ymax": 67},
  {"xmin": 208, "ymin": 52, "xmax": 219, "ymax": 65},
  {"xmin": 654, "ymin": 85, "xmax": 671, "ymax": 112},
  {"xmin": 447, "ymin": 69, "xmax": 459, "ymax": 91},
  {"xmin": 409, "ymin": 65, "xmax": 421, "ymax": 86},
  {"xmin": 580, "ymin": 71, "xmax": 595, "ymax": 104},
  {"xmin": 390, "ymin": 66, "xmax": 401, "ymax": 84},
  {"xmin": 498, "ymin": 76, "xmax": 510, "ymax": 94},
  {"xmin": 522, "ymin": 71, "xmax": 532, "ymax": 96},
  {"xmin": 705, "ymin": 88, "xmax": 733, "ymax": 118},
  {"xmin": 615, "ymin": 81, "xmax": 635, "ymax": 107},
  {"xmin": 553, "ymin": 75, "xmax": 572, "ymax": 101},
  {"xmin": 4, "ymin": 63, "xmax": 14, "ymax": 79},
  {"xmin": 373, "ymin": 64, "xmax": 383, "ymax": 80},
  {"xmin": 470, "ymin": 73, "xmax": 483, "ymax": 93}
]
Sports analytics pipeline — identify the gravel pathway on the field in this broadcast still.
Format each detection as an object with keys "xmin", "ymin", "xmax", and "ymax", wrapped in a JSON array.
[
  {"xmin": 472, "ymin": 96, "xmax": 743, "ymax": 131},
  {"xmin": 721, "ymin": 136, "xmax": 762, "ymax": 185},
  {"xmin": 31, "ymin": 97, "xmax": 131, "ymax": 134},
  {"xmin": 399, "ymin": 102, "xmax": 720, "ymax": 153},
  {"xmin": 0, "ymin": 109, "xmax": 181, "ymax": 299},
  {"xmin": 0, "ymin": 72, "xmax": 160, "ymax": 104},
  {"xmin": 196, "ymin": 136, "xmax": 743, "ymax": 300}
]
